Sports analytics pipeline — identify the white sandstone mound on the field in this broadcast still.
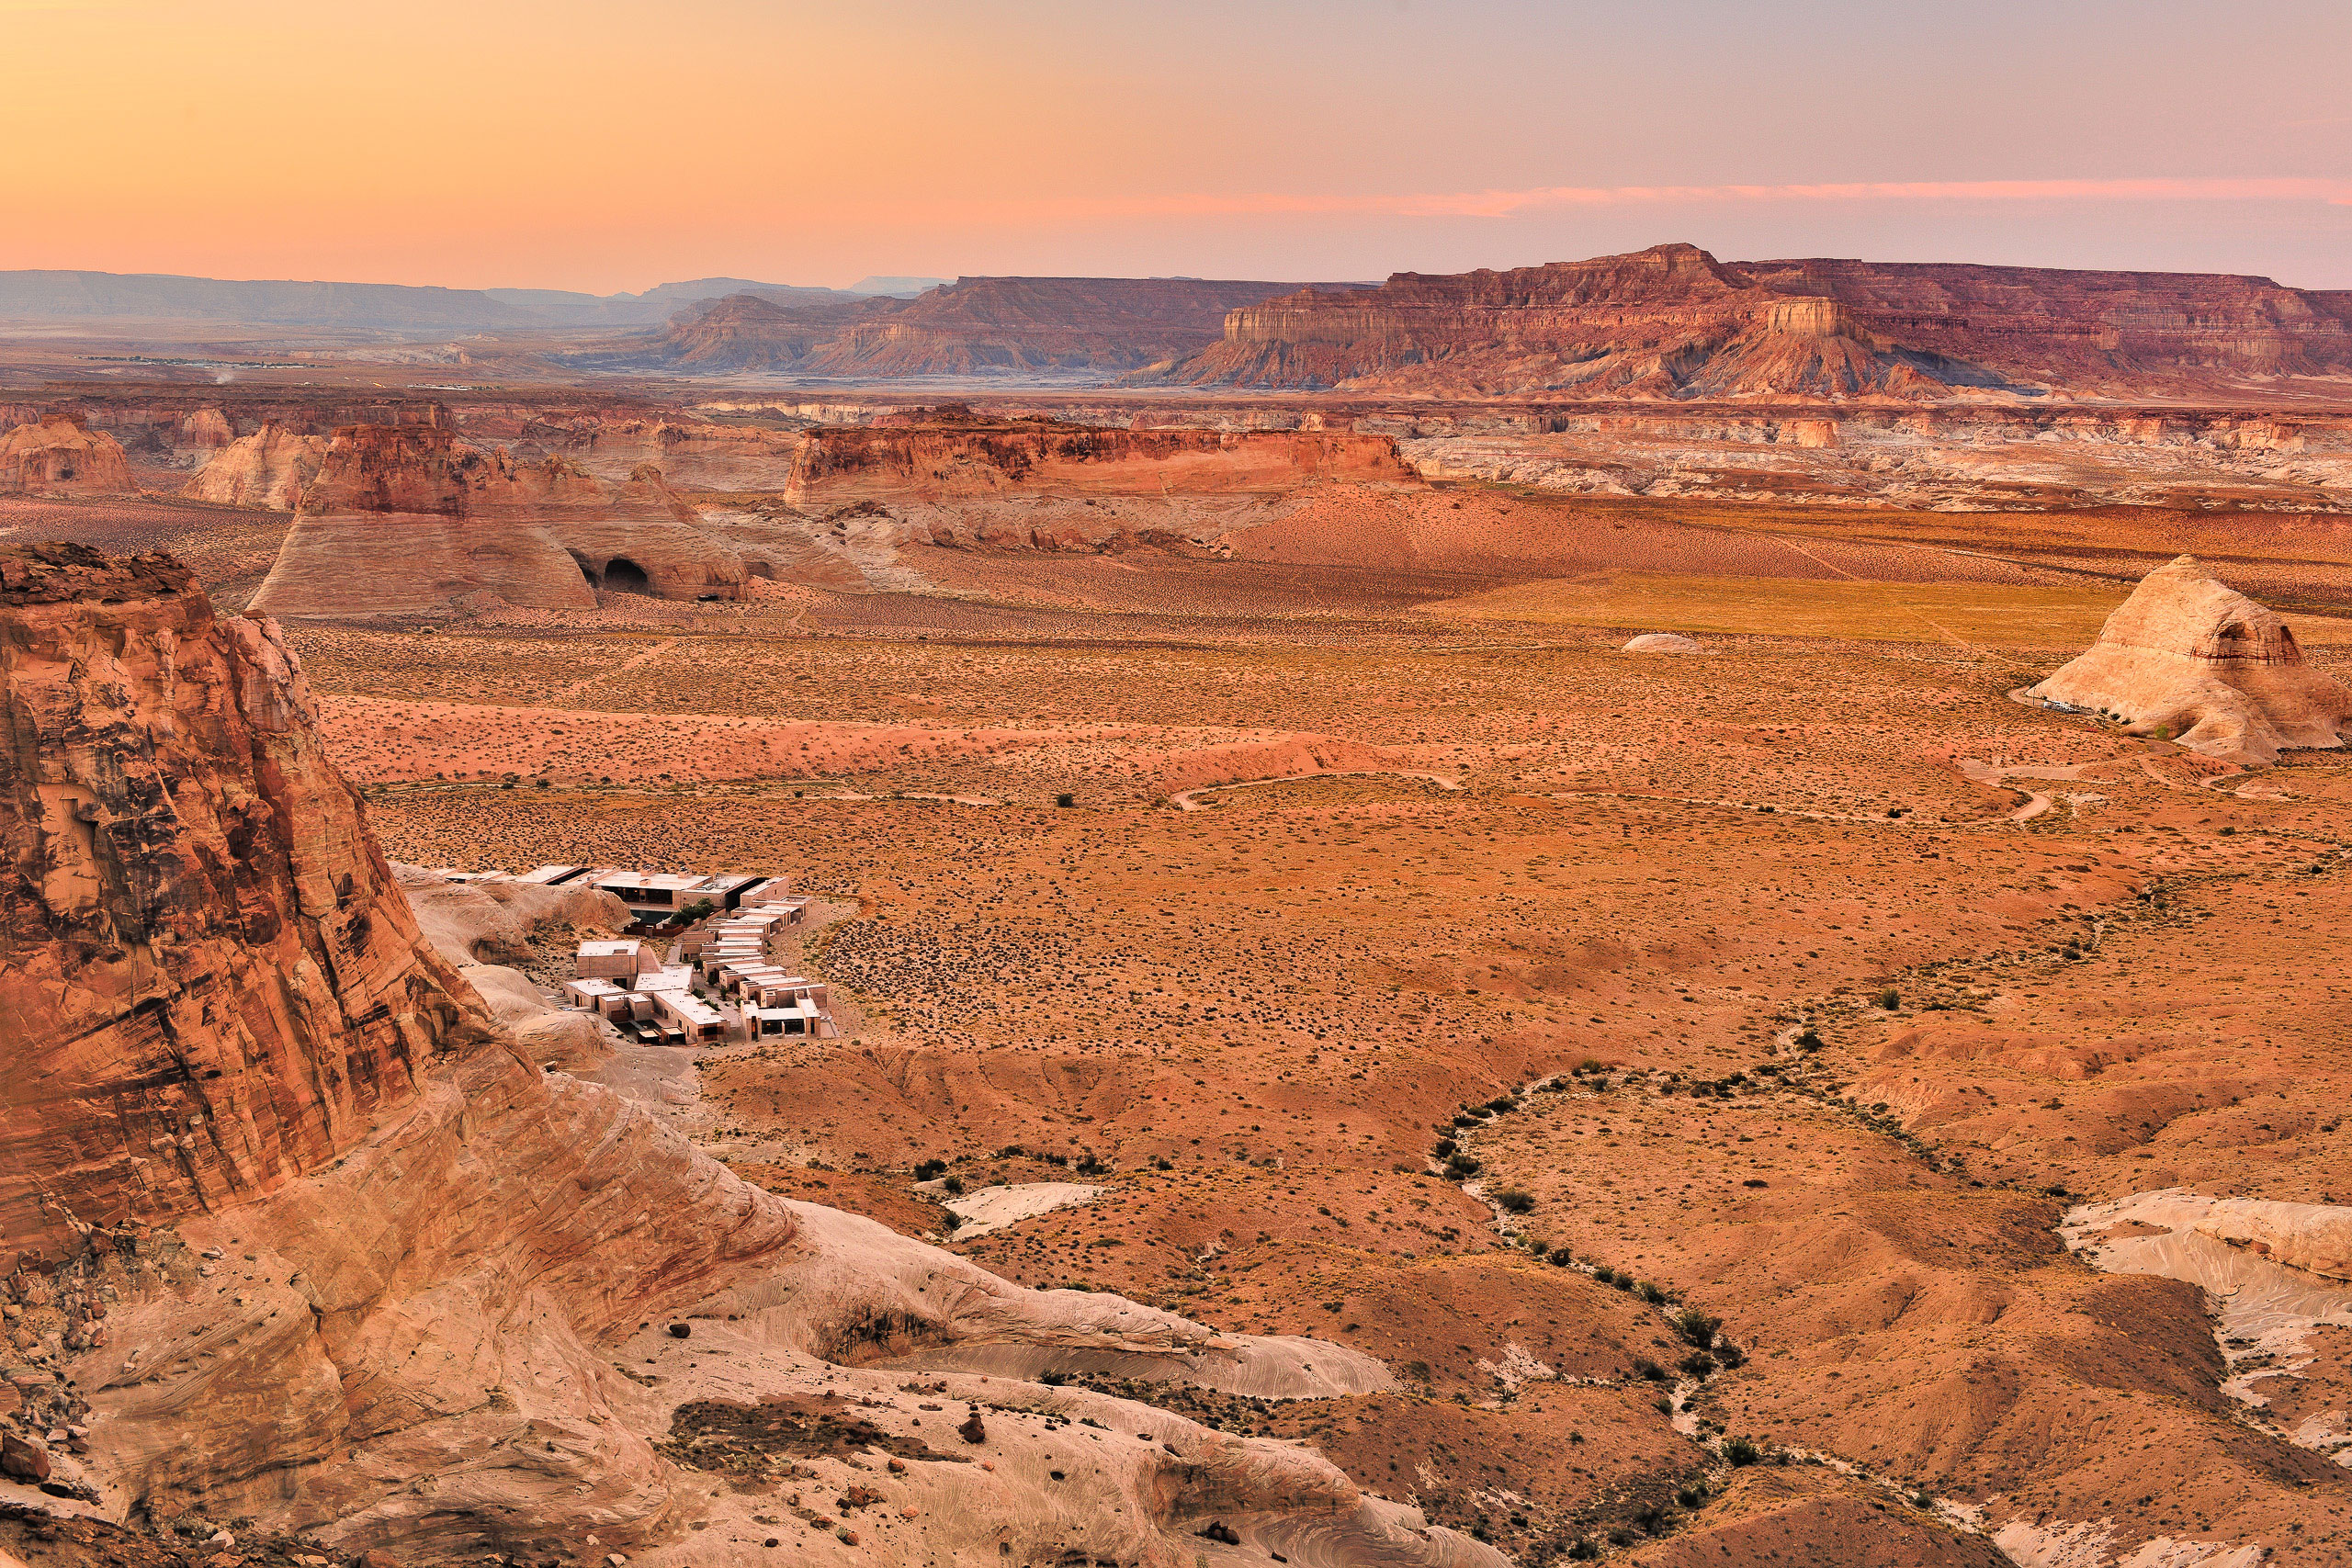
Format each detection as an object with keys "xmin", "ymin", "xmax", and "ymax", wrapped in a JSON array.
[
  {"xmin": 2026, "ymin": 555, "xmax": 2351, "ymax": 764},
  {"xmin": 1623, "ymin": 632, "xmax": 1702, "ymax": 653}
]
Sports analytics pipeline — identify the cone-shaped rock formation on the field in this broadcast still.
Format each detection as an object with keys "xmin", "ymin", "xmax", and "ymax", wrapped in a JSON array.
[{"xmin": 2026, "ymin": 555, "xmax": 2352, "ymax": 764}]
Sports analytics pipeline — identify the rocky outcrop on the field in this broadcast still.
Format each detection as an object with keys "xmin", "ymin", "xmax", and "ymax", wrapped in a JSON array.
[
  {"xmin": 181, "ymin": 423, "xmax": 327, "ymax": 509},
  {"xmin": 785, "ymin": 411, "xmax": 1420, "ymax": 507},
  {"xmin": 1149, "ymin": 242, "xmax": 2352, "ymax": 400},
  {"xmin": 248, "ymin": 425, "xmax": 745, "ymax": 617},
  {"xmin": 0, "ymin": 416, "xmax": 135, "ymax": 493},
  {"xmin": 5, "ymin": 542, "xmax": 1487, "ymax": 1568},
  {"xmin": 0, "ymin": 543, "xmax": 485, "ymax": 1258},
  {"xmin": 2026, "ymin": 555, "xmax": 2352, "ymax": 763}
]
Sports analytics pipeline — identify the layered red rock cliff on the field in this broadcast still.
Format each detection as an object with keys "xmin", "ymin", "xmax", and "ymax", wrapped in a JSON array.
[
  {"xmin": 784, "ymin": 410, "xmax": 1420, "ymax": 506},
  {"xmin": 0, "ymin": 543, "xmax": 486, "ymax": 1258},
  {"xmin": 249, "ymin": 423, "xmax": 745, "ymax": 616},
  {"xmin": 1149, "ymin": 243, "xmax": 2352, "ymax": 400}
]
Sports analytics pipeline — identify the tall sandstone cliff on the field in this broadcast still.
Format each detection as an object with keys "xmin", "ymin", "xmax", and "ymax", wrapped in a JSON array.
[
  {"xmin": 1151, "ymin": 243, "xmax": 2352, "ymax": 400},
  {"xmin": 0, "ymin": 543, "xmax": 480, "ymax": 1254},
  {"xmin": 0, "ymin": 542, "xmax": 1488, "ymax": 1568}
]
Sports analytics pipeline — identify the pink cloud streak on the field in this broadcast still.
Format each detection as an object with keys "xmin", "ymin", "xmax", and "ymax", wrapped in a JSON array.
[{"xmin": 1017, "ymin": 177, "xmax": 2352, "ymax": 222}]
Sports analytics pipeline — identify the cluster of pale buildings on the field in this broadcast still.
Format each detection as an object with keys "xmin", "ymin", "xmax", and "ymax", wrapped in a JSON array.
[{"xmin": 448, "ymin": 864, "xmax": 841, "ymax": 1046}]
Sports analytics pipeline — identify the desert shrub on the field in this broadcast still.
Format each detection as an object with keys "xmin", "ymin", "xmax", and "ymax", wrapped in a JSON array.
[
  {"xmin": 1055, "ymin": 793, "xmax": 1076, "ymax": 807},
  {"xmin": 1634, "ymin": 1357, "xmax": 1667, "ymax": 1382},
  {"xmin": 942, "ymin": 1175, "xmax": 965, "ymax": 1195},
  {"xmin": 1674, "ymin": 1307, "xmax": 1722, "ymax": 1347},
  {"xmin": 1431, "ymin": 1137, "xmax": 1457, "ymax": 1157},
  {"xmin": 1443, "ymin": 1153, "xmax": 1482, "ymax": 1179},
  {"xmin": 1724, "ymin": 1436, "xmax": 1762, "ymax": 1466},
  {"xmin": 1638, "ymin": 1280, "xmax": 1667, "ymax": 1303},
  {"xmin": 912, "ymin": 1158, "xmax": 947, "ymax": 1181},
  {"xmin": 1878, "ymin": 988, "xmax": 1901, "ymax": 1010},
  {"xmin": 1547, "ymin": 1246, "xmax": 1577, "ymax": 1267},
  {"xmin": 1679, "ymin": 1351, "xmax": 1717, "ymax": 1377},
  {"xmin": 1493, "ymin": 1188, "xmax": 1535, "ymax": 1213}
]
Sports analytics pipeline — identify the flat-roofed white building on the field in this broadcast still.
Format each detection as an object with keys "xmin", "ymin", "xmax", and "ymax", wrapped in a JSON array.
[
  {"xmin": 650, "ymin": 988, "xmax": 728, "ymax": 1043},
  {"xmin": 748, "ymin": 998, "xmax": 834, "ymax": 1038},
  {"xmin": 575, "ymin": 939, "xmax": 660, "ymax": 980}
]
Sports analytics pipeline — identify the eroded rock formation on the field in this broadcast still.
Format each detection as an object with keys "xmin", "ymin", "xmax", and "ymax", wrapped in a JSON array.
[
  {"xmin": 0, "ymin": 543, "xmax": 479, "ymax": 1254},
  {"xmin": 181, "ymin": 423, "xmax": 326, "ymax": 509},
  {"xmin": 1149, "ymin": 243, "xmax": 2352, "ymax": 400},
  {"xmin": 786, "ymin": 411, "xmax": 1419, "ymax": 506},
  {"xmin": 249, "ymin": 424, "xmax": 745, "ymax": 617},
  {"xmin": 0, "ymin": 416, "xmax": 136, "ymax": 494},
  {"xmin": 2026, "ymin": 555, "xmax": 2352, "ymax": 763},
  {"xmin": 1, "ymin": 542, "xmax": 1492, "ymax": 1568}
]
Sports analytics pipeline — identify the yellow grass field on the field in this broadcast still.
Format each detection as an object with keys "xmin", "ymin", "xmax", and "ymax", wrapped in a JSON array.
[{"xmin": 1409, "ymin": 570, "xmax": 2352, "ymax": 649}]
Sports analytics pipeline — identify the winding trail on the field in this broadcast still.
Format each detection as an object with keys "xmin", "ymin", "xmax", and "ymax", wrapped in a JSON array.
[
  {"xmin": 544, "ymin": 637, "xmax": 678, "ymax": 705},
  {"xmin": 1167, "ymin": 769, "xmax": 1466, "ymax": 811}
]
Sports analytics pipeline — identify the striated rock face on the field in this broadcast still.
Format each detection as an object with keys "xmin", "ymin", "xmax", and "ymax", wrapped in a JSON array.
[
  {"xmin": 1746, "ymin": 255, "xmax": 2352, "ymax": 393},
  {"xmin": 786, "ymin": 411, "xmax": 1420, "ymax": 507},
  {"xmin": 1152, "ymin": 242, "xmax": 2352, "ymax": 400},
  {"xmin": 650, "ymin": 277, "xmax": 1332, "ymax": 378},
  {"xmin": 0, "ymin": 542, "xmax": 489, "ymax": 1258},
  {"xmin": 3, "ymin": 544, "xmax": 1488, "ymax": 1568},
  {"xmin": 2026, "ymin": 555, "xmax": 2352, "ymax": 763},
  {"xmin": 249, "ymin": 424, "xmax": 745, "ymax": 616},
  {"xmin": 0, "ymin": 416, "xmax": 136, "ymax": 493},
  {"xmin": 181, "ymin": 422, "xmax": 327, "ymax": 509}
]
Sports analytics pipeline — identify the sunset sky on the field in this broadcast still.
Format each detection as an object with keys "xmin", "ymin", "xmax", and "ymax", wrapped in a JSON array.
[{"xmin": 8, "ymin": 0, "xmax": 2350, "ymax": 292}]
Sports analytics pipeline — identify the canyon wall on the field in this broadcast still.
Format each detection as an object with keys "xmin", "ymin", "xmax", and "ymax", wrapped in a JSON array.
[{"xmin": 0, "ymin": 543, "xmax": 485, "ymax": 1259}]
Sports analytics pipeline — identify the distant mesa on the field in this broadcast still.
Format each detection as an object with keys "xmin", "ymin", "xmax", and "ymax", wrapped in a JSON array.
[
  {"xmin": 1138, "ymin": 242, "xmax": 2352, "ymax": 400},
  {"xmin": 642, "ymin": 276, "xmax": 1348, "ymax": 378},
  {"xmin": 1623, "ymin": 632, "xmax": 1702, "ymax": 653},
  {"xmin": 2026, "ymin": 555, "xmax": 2352, "ymax": 765},
  {"xmin": 0, "ymin": 414, "xmax": 134, "ymax": 494},
  {"xmin": 249, "ymin": 421, "xmax": 745, "ymax": 617},
  {"xmin": 848, "ymin": 275, "xmax": 952, "ymax": 297}
]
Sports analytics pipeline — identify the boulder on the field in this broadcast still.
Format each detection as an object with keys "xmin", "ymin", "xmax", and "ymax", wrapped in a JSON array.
[
  {"xmin": 1623, "ymin": 632, "xmax": 1702, "ymax": 653},
  {"xmin": 2026, "ymin": 555, "xmax": 2352, "ymax": 764}
]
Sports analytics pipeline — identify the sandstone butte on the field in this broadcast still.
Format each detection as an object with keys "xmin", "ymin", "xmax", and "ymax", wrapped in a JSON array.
[
  {"xmin": 650, "ymin": 276, "xmax": 1336, "ymax": 377},
  {"xmin": 2025, "ymin": 555, "xmax": 2352, "ymax": 764},
  {"xmin": 247, "ymin": 422, "xmax": 747, "ymax": 617},
  {"xmin": 1143, "ymin": 242, "xmax": 2352, "ymax": 400},
  {"xmin": 0, "ymin": 415, "xmax": 135, "ymax": 494},
  {"xmin": 0, "ymin": 539, "xmax": 1496, "ymax": 1568},
  {"xmin": 783, "ymin": 410, "xmax": 1421, "ymax": 507}
]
